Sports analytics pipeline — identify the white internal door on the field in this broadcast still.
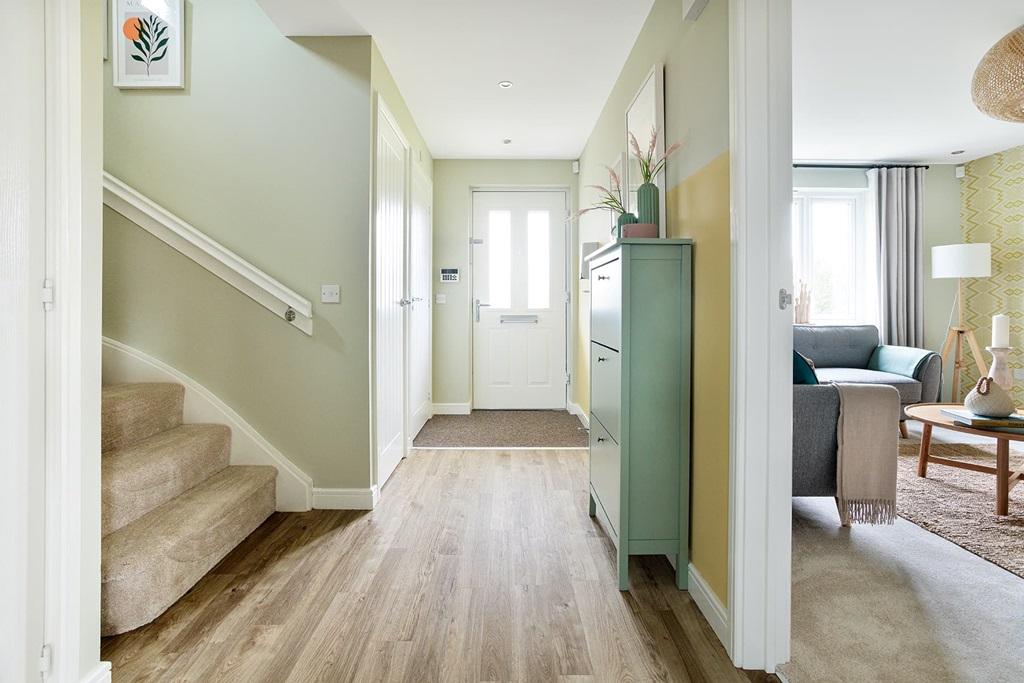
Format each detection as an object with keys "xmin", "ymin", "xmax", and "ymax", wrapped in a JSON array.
[
  {"xmin": 375, "ymin": 104, "xmax": 408, "ymax": 488},
  {"xmin": 472, "ymin": 190, "xmax": 568, "ymax": 409},
  {"xmin": 407, "ymin": 168, "xmax": 432, "ymax": 444}
]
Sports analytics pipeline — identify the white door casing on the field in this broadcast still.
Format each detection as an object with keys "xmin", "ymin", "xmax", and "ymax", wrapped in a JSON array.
[
  {"xmin": 1, "ymin": 1, "xmax": 47, "ymax": 678},
  {"xmin": 374, "ymin": 101, "xmax": 409, "ymax": 489},
  {"xmin": 728, "ymin": 0, "xmax": 793, "ymax": 673},
  {"xmin": 472, "ymin": 190, "xmax": 568, "ymax": 409},
  {"xmin": 407, "ymin": 167, "xmax": 433, "ymax": 445}
]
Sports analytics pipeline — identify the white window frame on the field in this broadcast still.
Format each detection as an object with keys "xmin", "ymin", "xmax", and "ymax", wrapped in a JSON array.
[{"xmin": 791, "ymin": 187, "xmax": 876, "ymax": 327}]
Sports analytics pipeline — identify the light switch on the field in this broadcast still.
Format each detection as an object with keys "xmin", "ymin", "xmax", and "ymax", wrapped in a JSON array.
[
  {"xmin": 435, "ymin": 294, "xmax": 447, "ymax": 304},
  {"xmin": 320, "ymin": 284, "xmax": 340, "ymax": 303},
  {"xmin": 1014, "ymin": 369, "xmax": 1024, "ymax": 381}
]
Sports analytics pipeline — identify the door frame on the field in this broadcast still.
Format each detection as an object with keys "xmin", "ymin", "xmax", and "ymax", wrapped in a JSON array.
[
  {"xmin": 727, "ymin": 0, "xmax": 793, "ymax": 673},
  {"xmin": 406, "ymin": 163, "xmax": 433, "ymax": 449},
  {"xmin": 30, "ymin": 0, "xmax": 108, "ymax": 681},
  {"xmin": 371, "ymin": 93, "xmax": 410, "ymax": 496},
  {"xmin": 467, "ymin": 186, "xmax": 573, "ymax": 410}
]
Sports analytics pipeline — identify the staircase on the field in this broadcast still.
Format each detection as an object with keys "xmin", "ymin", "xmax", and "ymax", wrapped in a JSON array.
[{"xmin": 101, "ymin": 382, "xmax": 276, "ymax": 636}]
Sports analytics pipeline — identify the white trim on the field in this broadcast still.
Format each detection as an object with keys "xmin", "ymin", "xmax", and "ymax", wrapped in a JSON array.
[
  {"xmin": 102, "ymin": 172, "xmax": 314, "ymax": 335},
  {"xmin": 101, "ymin": 337, "xmax": 314, "ymax": 511},
  {"xmin": 688, "ymin": 563, "xmax": 730, "ymax": 650},
  {"xmin": 432, "ymin": 402, "xmax": 472, "ymax": 415},
  {"xmin": 312, "ymin": 486, "xmax": 380, "ymax": 510},
  {"xmin": 728, "ymin": 0, "xmax": 793, "ymax": 674},
  {"xmin": 411, "ymin": 446, "xmax": 588, "ymax": 451},
  {"xmin": 568, "ymin": 401, "xmax": 590, "ymax": 428},
  {"xmin": 80, "ymin": 662, "xmax": 112, "ymax": 683}
]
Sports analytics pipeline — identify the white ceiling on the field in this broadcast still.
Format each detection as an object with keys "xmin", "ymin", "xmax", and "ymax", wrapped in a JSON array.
[
  {"xmin": 258, "ymin": 0, "xmax": 655, "ymax": 159},
  {"xmin": 794, "ymin": 0, "xmax": 1024, "ymax": 164}
]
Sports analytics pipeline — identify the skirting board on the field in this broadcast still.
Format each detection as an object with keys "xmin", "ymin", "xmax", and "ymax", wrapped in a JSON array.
[
  {"xmin": 312, "ymin": 486, "xmax": 380, "ymax": 510},
  {"xmin": 688, "ymin": 563, "xmax": 730, "ymax": 651},
  {"xmin": 102, "ymin": 337, "xmax": 313, "ymax": 511},
  {"xmin": 568, "ymin": 402, "xmax": 590, "ymax": 428},
  {"xmin": 81, "ymin": 662, "xmax": 112, "ymax": 683},
  {"xmin": 432, "ymin": 402, "xmax": 471, "ymax": 415}
]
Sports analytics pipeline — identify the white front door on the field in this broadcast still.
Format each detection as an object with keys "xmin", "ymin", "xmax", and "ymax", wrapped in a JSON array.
[
  {"xmin": 407, "ymin": 167, "xmax": 432, "ymax": 444},
  {"xmin": 375, "ymin": 103, "xmax": 408, "ymax": 487},
  {"xmin": 472, "ymin": 190, "xmax": 568, "ymax": 409}
]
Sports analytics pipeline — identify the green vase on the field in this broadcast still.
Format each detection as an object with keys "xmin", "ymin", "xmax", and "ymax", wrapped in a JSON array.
[
  {"xmin": 637, "ymin": 182, "xmax": 659, "ymax": 225},
  {"xmin": 614, "ymin": 212, "xmax": 638, "ymax": 239}
]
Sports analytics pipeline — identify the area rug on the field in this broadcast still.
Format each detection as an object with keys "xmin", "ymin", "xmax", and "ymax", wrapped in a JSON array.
[
  {"xmin": 897, "ymin": 442, "xmax": 1024, "ymax": 579},
  {"xmin": 412, "ymin": 410, "xmax": 588, "ymax": 448}
]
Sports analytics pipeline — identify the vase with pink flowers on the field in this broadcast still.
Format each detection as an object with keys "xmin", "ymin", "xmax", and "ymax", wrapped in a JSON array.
[
  {"xmin": 573, "ymin": 165, "xmax": 637, "ymax": 239},
  {"xmin": 629, "ymin": 128, "xmax": 683, "ymax": 229}
]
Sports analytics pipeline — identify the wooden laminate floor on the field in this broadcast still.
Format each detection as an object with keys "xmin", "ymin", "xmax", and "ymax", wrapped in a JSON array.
[{"xmin": 103, "ymin": 449, "xmax": 773, "ymax": 682}]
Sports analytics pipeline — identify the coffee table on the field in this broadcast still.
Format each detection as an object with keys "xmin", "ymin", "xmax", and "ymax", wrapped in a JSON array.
[{"xmin": 905, "ymin": 403, "xmax": 1024, "ymax": 516}]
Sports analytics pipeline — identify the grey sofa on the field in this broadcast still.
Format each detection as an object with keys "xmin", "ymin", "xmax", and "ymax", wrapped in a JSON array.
[{"xmin": 792, "ymin": 325, "xmax": 942, "ymax": 497}]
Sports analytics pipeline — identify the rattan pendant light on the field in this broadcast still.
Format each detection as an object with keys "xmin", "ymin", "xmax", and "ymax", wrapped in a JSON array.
[{"xmin": 972, "ymin": 25, "xmax": 1024, "ymax": 123}]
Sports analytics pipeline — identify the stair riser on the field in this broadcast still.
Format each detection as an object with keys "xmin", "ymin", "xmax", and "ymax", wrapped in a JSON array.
[
  {"xmin": 101, "ymin": 467, "xmax": 276, "ymax": 636},
  {"xmin": 103, "ymin": 425, "xmax": 231, "ymax": 536},
  {"xmin": 102, "ymin": 383, "xmax": 184, "ymax": 452}
]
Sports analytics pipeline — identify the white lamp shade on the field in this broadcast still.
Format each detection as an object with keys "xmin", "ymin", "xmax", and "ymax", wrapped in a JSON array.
[{"xmin": 931, "ymin": 243, "xmax": 991, "ymax": 279}]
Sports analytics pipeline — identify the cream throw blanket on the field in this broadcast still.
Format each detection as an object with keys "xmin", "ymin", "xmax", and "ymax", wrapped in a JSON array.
[{"xmin": 834, "ymin": 383, "xmax": 899, "ymax": 525}]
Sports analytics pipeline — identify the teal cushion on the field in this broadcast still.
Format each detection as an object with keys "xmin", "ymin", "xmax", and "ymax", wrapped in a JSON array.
[{"xmin": 794, "ymin": 351, "xmax": 819, "ymax": 385}]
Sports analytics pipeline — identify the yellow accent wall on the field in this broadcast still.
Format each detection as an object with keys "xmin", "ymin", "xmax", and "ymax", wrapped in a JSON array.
[
  {"xmin": 961, "ymin": 144, "xmax": 1024, "ymax": 399},
  {"xmin": 666, "ymin": 152, "xmax": 731, "ymax": 602},
  {"xmin": 574, "ymin": 0, "xmax": 731, "ymax": 605}
]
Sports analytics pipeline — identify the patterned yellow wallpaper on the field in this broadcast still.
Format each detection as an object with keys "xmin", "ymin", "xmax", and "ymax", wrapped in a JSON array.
[{"xmin": 961, "ymin": 144, "xmax": 1024, "ymax": 400}]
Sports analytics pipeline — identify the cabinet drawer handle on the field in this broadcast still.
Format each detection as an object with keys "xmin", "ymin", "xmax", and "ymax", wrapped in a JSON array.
[
  {"xmin": 597, "ymin": 275, "xmax": 610, "ymax": 281},
  {"xmin": 597, "ymin": 357, "xmax": 608, "ymax": 362},
  {"xmin": 596, "ymin": 437, "xmax": 606, "ymax": 443}
]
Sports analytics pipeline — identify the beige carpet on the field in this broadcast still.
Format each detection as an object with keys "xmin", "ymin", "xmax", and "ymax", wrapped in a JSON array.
[
  {"xmin": 412, "ymin": 410, "xmax": 588, "ymax": 448},
  {"xmin": 896, "ymin": 442, "xmax": 1024, "ymax": 579},
  {"xmin": 782, "ymin": 497, "xmax": 1024, "ymax": 683}
]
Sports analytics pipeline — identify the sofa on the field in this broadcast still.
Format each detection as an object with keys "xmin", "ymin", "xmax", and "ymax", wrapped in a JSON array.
[{"xmin": 792, "ymin": 325, "xmax": 942, "ymax": 497}]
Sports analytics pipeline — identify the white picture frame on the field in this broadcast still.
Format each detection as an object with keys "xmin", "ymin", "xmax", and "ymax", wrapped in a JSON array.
[
  {"xmin": 624, "ymin": 63, "xmax": 666, "ymax": 237},
  {"xmin": 112, "ymin": 0, "xmax": 184, "ymax": 88}
]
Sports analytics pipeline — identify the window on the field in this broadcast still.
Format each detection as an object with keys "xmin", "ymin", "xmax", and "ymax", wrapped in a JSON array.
[
  {"xmin": 488, "ymin": 210, "xmax": 511, "ymax": 309},
  {"xmin": 792, "ymin": 189, "xmax": 877, "ymax": 326},
  {"xmin": 526, "ymin": 210, "xmax": 550, "ymax": 309}
]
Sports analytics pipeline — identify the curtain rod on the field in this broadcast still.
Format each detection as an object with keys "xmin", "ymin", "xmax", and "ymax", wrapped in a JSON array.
[{"xmin": 792, "ymin": 163, "xmax": 930, "ymax": 170}]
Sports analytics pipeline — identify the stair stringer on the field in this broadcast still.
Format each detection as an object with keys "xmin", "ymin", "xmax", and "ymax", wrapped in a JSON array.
[{"xmin": 101, "ymin": 336, "xmax": 312, "ymax": 511}]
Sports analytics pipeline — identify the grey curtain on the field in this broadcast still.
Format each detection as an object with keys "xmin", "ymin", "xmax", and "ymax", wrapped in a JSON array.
[{"xmin": 870, "ymin": 167, "xmax": 924, "ymax": 347}]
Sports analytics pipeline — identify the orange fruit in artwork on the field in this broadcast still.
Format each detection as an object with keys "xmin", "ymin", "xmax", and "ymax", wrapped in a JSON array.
[{"xmin": 122, "ymin": 17, "xmax": 141, "ymax": 41}]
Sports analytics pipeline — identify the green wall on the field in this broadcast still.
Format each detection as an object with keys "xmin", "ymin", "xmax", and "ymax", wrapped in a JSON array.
[
  {"xmin": 574, "ymin": 0, "xmax": 731, "ymax": 605},
  {"xmin": 431, "ymin": 159, "xmax": 577, "ymax": 406},
  {"xmin": 104, "ymin": 0, "xmax": 429, "ymax": 489}
]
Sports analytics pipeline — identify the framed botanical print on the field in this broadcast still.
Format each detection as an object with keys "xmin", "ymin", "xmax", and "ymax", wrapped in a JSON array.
[{"xmin": 112, "ymin": 0, "xmax": 185, "ymax": 88}]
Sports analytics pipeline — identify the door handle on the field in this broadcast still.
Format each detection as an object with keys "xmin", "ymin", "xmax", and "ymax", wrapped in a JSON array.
[
  {"xmin": 398, "ymin": 298, "xmax": 411, "ymax": 307},
  {"xmin": 596, "ymin": 437, "xmax": 606, "ymax": 443},
  {"xmin": 597, "ymin": 357, "xmax": 608, "ymax": 362},
  {"xmin": 474, "ymin": 298, "xmax": 490, "ymax": 322},
  {"xmin": 597, "ymin": 275, "xmax": 610, "ymax": 281}
]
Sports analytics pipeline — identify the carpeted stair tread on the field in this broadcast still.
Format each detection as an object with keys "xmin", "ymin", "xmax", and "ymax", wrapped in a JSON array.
[
  {"xmin": 102, "ymin": 423, "xmax": 231, "ymax": 537},
  {"xmin": 102, "ymin": 464, "xmax": 276, "ymax": 636},
  {"xmin": 102, "ymin": 383, "xmax": 184, "ymax": 453}
]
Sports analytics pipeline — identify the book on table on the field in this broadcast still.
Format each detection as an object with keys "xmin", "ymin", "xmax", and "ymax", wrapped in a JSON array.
[{"xmin": 940, "ymin": 407, "xmax": 1024, "ymax": 428}]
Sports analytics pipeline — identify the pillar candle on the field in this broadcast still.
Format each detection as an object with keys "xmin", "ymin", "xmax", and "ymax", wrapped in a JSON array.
[{"xmin": 992, "ymin": 314, "xmax": 1010, "ymax": 348}]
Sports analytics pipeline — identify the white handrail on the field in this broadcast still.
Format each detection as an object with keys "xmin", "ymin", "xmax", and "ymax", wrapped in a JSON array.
[{"xmin": 103, "ymin": 172, "xmax": 313, "ymax": 335}]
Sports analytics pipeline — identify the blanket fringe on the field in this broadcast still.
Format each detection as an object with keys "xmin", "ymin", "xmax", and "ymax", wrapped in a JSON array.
[{"xmin": 839, "ymin": 498, "xmax": 896, "ymax": 526}]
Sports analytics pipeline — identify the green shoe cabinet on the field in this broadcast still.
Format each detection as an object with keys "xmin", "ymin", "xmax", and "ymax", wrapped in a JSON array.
[{"xmin": 585, "ymin": 238, "xmax": 692, "ymax": 591}]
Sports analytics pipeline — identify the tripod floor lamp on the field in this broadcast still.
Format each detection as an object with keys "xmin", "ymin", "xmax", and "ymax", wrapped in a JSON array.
[{"xmin": 932, "ymin": 242, "xmax": 992, "ymax": 401}]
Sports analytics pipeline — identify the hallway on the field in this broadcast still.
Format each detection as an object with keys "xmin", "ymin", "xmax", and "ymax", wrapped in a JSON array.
[{"xmin": 102, "ymin": 449, "xmax": 765, "ymax": 682}]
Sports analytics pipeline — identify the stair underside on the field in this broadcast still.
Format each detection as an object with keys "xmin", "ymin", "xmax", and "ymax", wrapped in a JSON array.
[
  {"xmin": 102, "ymin": 465, "xmax": 276, "ymax": 636},
  {"xmin": 102, "ymin": 423, "xmax": 231, "ymax": 536}
]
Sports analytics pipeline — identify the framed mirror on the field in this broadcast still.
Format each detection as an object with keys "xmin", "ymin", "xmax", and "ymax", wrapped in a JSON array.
[{"xmin": 625, "ymin": 64, "xmax": 666, "ymax": 237}]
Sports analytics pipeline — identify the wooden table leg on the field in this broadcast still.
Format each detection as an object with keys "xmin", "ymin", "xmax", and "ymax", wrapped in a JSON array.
[
  {"xmin": 996, "ymin": 439, "xmax": 1009, "ymax": 516},
  {"xmin": 917, "ymin": 423, "xmax": 932, "ymax": 477}
]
